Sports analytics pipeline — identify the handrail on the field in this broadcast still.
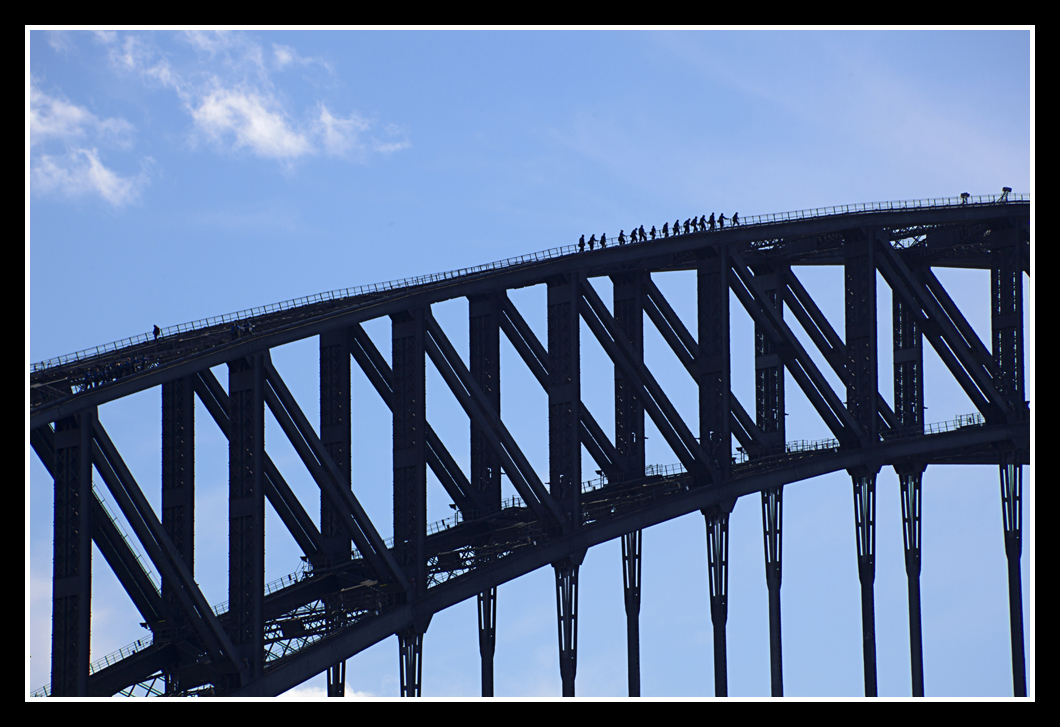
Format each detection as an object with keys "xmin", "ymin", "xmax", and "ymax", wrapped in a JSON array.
[{"xmin": 30, "ymin": 194, "xmax": 1027, "ymax": 374}]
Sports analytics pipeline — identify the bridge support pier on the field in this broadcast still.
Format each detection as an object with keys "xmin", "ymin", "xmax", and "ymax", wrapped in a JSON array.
[
  {"xmin": 761, "ymin": 486, "xmax": 783, "ymax": 696},
  {"xmin": 703, "ymin": 506, "xmax": 731, "ymax": 697},
  {"xmin": 999, "ymin": 449, "xmax": 1026, "ymax": 697},
  {"xmin": 851, "ymin": 470, "xmax": 878, "ymax": 696},
  {"xmin": 897, "ymin": 466, "xmax": 925, "ymax": 696},
  {"xmin": 478, "ymin": 587, "xmax": 497, "ymax": 696},
  {"xmin": 621, "ymin": 530, "xmax": 643, "ymax": 697},
  {"xmin": 398, "ymin": 628, "xmax": 424, "ymax": 697},
  {"xmin": 554, "ymin": 555, "xmax": 581, "ymax": 697}
]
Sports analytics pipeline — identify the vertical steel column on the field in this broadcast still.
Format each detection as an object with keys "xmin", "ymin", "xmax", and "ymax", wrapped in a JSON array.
[
  {"xmin": 470, "ymin": 293, "xmax": 502, "ymax": 696},
  {"xmin": 554, "ymin": 555, "xmax": 582, "ymax": 697},
  {"xmin": 699, "ymin": 246, "xmax": 730, "ymax": 696},
  {"xmin": 703, "ymin": 506, "xmax": 731, "ymax": 697},
  {"xmin": 549, "ymin": 273, "xmax": 580, "ymax": 696},
  {"xmin": 846, "ymin": 230, "xmax": 879, "ymax": 696},
  {"xmin": 51, "ymin": 410, "xmax": 94, "ymax": 696},
  {"xmin": 898, "ymin": 466, "xmax": 924, "ymax": 696},
  {"xmin": 698, "ymin": 246, "xmax": 730, "ymax": 484},
  {"xmin": 992, "ymin": 224, "xmax": 1027, "ymax": 696},
  {"xmin": 613, "ymin": 272, "xmax": 645, "ymax": 696},
  {"xmin": 228, "ymin": 355, "xmax": 265, "ymax": 684},
  {"xmin": 393, "ymin": 309, "xmax": 428, "ymax": 695},
  {"xmin": 754, "ymin": 263, "xmax": 785, "ymax": 696},
  {"xmin": 162, "ymin": 378, "xmax": 194, "ymax": 693},
  {"xmin": 612, "ymin": 272, "xmax": 645, "ymax": 478},
  {"xmin": 894, "ymin": 282, "xmax": 926, "ymax": 696},
  {"xmin": 548, "ymin": 273, "xmax": 581, "ymax": 528},
  {"xmin": 621, "ymin": 530, "xmax": 642, "ymax": 697},
  {"xmin": 398, "ymin": 628, "xmax": 424, "ymax": 697},
  {"xmin": 320, "ymin": 328, "xmax": 351, "ymax": 697},
  {"xmin": 852, "ymin": 472, "xmax": 878, "ymax": 697},
  {"xmin": 998, "ymin": 450, "xmax": 1025, "ymax": 696},
  {"xmin": 760, "ymin": 488, "xmax": 783, "ymax": 696},
  {"xmin": 477, "ymin": 586, "xmax": 497, "ymax": 697}
]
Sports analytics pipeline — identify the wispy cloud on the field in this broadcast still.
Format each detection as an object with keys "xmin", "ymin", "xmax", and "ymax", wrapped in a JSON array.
[
  {"xmin": 192, "ymin": 88, "xmax": 312, "ymax": 160},
  {"xmin": 32, "ymin": 148, "xmax": 150, "ymax": 207},
  {"xmin": 29, "ymin": 83, "xmax": 148, "ymax": 206},
  {"xmin": 105, "ymin": 31, "xmax": 408, "ymax": 165},
  {"xmin": 30, "ymin": 85, "xmax": 134, "ymax": 148}
]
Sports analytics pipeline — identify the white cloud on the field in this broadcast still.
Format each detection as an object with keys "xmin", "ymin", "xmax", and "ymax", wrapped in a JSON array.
[
  {"xmin": 192, "ymin": 88, "xmax": 312, "ymax": 160},
  {"xmin": 32, "ymin": 148, "xmax": 149, "ymax": 207},
  {"xmin": 316, "ymin": 105, "xmax": 371, "ymax": 156},
  {"xmin": 91, "ymin": 31, "xmax": 408, "ymax": 166},
  {"xmin": 30, "ymin": 84, "xmax": 134, "ymax": 148}
]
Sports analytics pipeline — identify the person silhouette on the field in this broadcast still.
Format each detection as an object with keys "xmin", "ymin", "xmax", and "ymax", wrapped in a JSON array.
[
  {"xmin": 589, "ymin": 234, "xmax": 596, "ymax": 251},
  {"xmin": 650, "ymin": 226, "xmax": 657, "ymax": 240},
  {"xmin": 662, "ymin": 222, "xmax": 669, "ymax": 237},
  {"xmin": 718, "ymin": 213, "xmax": 726, "ymax": 229},
  {"xmin": 153, "ymin": 325, "xmax": 161, "ymax": 340},
  {"xmin": 732, "ymin": 212, "xmax": 739, "ymax": 226},
  {"xmin": 709, "ymin": 212, "xmax": 716, "ymax": 231},
  {"xmin": 618, "ymin": 230, "xmax": 626, "ymax": 245},
  {"xmin": 600, "ymin": 233, "xmax": 607, "ymax": 248},
  {"xmin": 639, "ymin": 225, "xmax": 646, "ymax": 242},
  {"xmin": 579, "ymin": 234, "xmax": 585, "ymax": 252}
]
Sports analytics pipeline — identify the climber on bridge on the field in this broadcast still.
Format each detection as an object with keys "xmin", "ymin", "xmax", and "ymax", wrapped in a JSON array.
[
  {"xmin": 718, "ymin": 213, "xmax": 726, "ymax": 228},
  {"xmin": 700, "ymin": 214, "xmax": 707, "ymax": 230},
  {"xmin": 709, "ymin": 212, "xmax": 716, "ymax": 231},
  {"xmin": 153, "ymin": 325, "xmax": 161, "ymax": 340},
  {"xmin": 600, "ymin": 233, "xmax": 607, "ymax": 248},
  {"xmin": 733, "ymin": 212, "xmax": 739, "ymax": 226},
  {"xmin": 639, "ymin": 225, "xmax": 647, "ymax": 242},
  {"xmin": 662, "ymin": 222, "xmax": 669, "ymax": 237},
  {"xmin": 579, "ymin": 235, "xmax": 585, "ymax": 253},
  {"xmin": 674, "ymin": 219, "xmax": 681, "ymax": 235},
  {"xmin": 588, "ymin": 234, "xmax": 596, "ymax": 251},
  {"xmin": 618, "ymin": 230, "xmax": 626, "ymax": 245}
]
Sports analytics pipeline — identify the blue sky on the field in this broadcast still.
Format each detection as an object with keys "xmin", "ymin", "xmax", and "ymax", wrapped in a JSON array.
[{"xmin": 27, "ymin": 28, "xmax": 1032, "ymax": 698}]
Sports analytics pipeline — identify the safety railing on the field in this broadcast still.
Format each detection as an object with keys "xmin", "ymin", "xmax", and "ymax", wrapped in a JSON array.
[{"xmin": 31, "ymin": 193, "xmax": 1027, "ymax": 375}]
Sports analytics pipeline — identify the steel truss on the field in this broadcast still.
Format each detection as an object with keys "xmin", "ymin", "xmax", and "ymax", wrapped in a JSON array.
[{"xmin": 30, "ymin": 199, "xmax": 1030, "ymax": 697}]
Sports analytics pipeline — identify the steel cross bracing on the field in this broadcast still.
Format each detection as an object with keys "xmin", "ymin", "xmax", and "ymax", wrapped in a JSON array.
[{"xmin": 30, "ymin": 197, "xmax": 1030, "ymax": 697}]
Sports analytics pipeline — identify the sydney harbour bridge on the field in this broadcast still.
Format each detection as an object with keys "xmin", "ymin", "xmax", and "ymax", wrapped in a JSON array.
[{"xmin": 30, "ymin": 193, "xmax": 1030, "ymax": 697}]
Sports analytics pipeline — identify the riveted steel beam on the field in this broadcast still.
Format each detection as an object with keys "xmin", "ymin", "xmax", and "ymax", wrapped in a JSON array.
[
  {"xmin": 227, "ymin": 355, "xmax": 266, "ymax": 682},
  {"xmin": 50, "ymin": 411, "xmax": 93, "ymax": 696},
  {"xmin": 580, "ymin": 278, "xmax": 714, "ymax": 480},
  {"xmin": 193, "ymin": 369, "xmax": 326, "ymax": 561},
  {"xmin": 548, "ymin": 273, "xmax": 582, "ymax": 531},
  {"xmin": 643, "ymin": 276, "xmax": 766, "ymax": 452},
  {"xmin": 260, "ymin": 356, "xmax": 409, "ymax": 591},
  {"xmin": 423, "ymin": 309, "xmax": 566, "ymax": 527},
  {"xmin": 876, "ymin": 240, "xmax": 1011, "ymax": 422},
  {"xmin": 699, "ymin": 247, "xmax": 732, "ymax": 481},
  {"xmin": 348, "ymin": 322, "xmax": 483, "ymax": 517},
  {"xmin": 729, "ymin": 250, "xmax": 863, "ymax": 446},
  {"xmin": 499, "ymin": 293, "xmax": 622, "ymax": 480},
  {"xmin": 33, "ymin": 426, "xmax": 167, "ymax": 631},
  {"xmin": 91, "ymin": 419, "xmax": 241, "ymax": 679}
]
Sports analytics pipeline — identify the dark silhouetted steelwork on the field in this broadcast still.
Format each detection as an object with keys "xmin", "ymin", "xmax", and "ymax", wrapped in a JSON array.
[{"xmin": 30, "ymin": 195, "xmax": 1030, "ymax": 698}]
